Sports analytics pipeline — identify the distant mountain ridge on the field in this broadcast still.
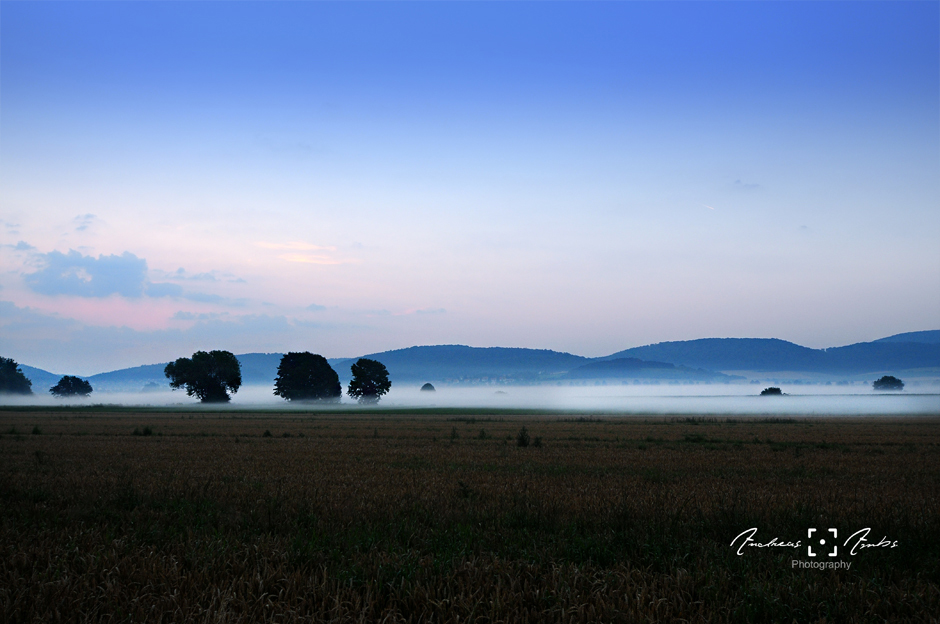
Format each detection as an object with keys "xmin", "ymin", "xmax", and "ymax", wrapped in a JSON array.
[
  {"xmin": 343, "ymin": 345, "xmax": 589, "ymax": 383},
  {"xmin": 16, "ymin": 364, "xmax": 63, "ymax": 392},
  {"xmin": 8, "ymin": 330, "xmax": 938, "ymax": 392},
  {"xmin": 605, "ymin": 335, "xmax": 940, "ymax": 374},
  {"xmin": 874, "ymin": 330, "xmax": 940, "ymax": 344},
  {"xmin": 564, "ymin": 357, "xmax": 739, "ymax": 382}
]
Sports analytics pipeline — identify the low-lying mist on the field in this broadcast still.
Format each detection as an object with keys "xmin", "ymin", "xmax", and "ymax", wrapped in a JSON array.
[{"xmin": 4, "ymin": 383, "xmax": 939, "ymax": 415}]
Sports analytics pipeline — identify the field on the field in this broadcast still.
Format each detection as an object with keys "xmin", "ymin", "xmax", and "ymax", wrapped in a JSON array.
[{"xmin": 1, "ymin": 407, "xmax": 938, "ymax": 622}]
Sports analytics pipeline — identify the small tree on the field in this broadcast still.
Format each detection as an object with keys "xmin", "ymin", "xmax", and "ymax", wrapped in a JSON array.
[
  {"xmin": 873, "ymin": 376, "xmax": 904, "ymax": 391},
  {"xmin": 516, "ymin": 426, "xmax": 530, "ymax": 448},
  {"xmin": 50, "ymin": 375, "xmax": 93, "ymax": 398},
  {"xmin": 760, "ymin": 387, "xmax": 783, "ymax": 396},
  {"xmin": 0, "ymin": 357, "xmax": 33, "ymax": 395},
  {"xmin": 164, "ymin": 350, "xmax": 242, "ymax": 403},
  {"xmin": 273, "ymin": 352, "xmax": 341, "ymax": 402},
  {"xmin": 347, "ymin": 358, "xmax": 391, "ymax": 404}
]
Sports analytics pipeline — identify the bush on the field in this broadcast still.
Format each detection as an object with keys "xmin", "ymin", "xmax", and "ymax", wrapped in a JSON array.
[
  {"xmin": 873, "ymin": 376, "xmax": 904, "ymax": 391},
  {"xmin": 760, "ymin": 387, "xmax": 783, "ymax": 396},
  {"xmin": 516, "ymin": 426, "xmax": 530, "ymax": 448}
]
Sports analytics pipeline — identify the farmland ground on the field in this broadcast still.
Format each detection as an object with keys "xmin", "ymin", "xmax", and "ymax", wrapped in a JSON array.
[{"xmin": 1, "ymin": 408, "xmax": 938, "ymax": 622}]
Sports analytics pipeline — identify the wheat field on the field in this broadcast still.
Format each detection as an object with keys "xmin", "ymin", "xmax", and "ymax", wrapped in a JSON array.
[{"xmin": 1, "ymin": 408, "xmax": 937, "ymax": 622}]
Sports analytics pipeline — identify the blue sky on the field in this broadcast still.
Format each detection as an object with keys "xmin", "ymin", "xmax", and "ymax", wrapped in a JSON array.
[{"xmin": 1, "ymin": 1, "xmax": 938, "ymax": 375}]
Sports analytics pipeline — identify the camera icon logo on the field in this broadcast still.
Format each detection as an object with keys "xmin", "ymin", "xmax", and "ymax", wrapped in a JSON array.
[{"xmin": 808, "ymin": 528, "xmax": 838, "ymax": 557}]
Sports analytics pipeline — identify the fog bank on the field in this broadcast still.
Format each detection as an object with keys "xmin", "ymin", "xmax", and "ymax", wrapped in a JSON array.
[{"xmin": 2, "ymin": 383, "xmax": 938, "ymax": 415}]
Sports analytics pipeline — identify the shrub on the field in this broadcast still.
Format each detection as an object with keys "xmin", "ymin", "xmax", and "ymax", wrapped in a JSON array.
[
  {"xmin": 516, "ymin": 426, "xmax": 530, "ymax": 448},
  {"xmin": 873, "ymin": 376, "xmax": 904, "ymax": 391},
  {"xmin": 760, "ymin": 387, "xmax": 783, "ymax": 396}
]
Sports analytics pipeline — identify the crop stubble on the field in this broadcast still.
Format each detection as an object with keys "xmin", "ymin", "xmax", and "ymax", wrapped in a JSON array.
[{"xmin": 0, "ymin": 409, "xmax": 938, "ymax": 622}]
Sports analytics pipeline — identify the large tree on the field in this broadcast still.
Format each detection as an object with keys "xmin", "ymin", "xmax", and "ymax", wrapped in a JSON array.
[
  {"xmin": 0, "ymin": 357, "xmax": 33, "ymax": 395},
  {"xmin": 50, "ymin": 375, "xmax": 93, "ymax": 398},
  {"xmin": 164, "ymin": 350, "xmax": 242, "ymax": 403},
  {"xmin": 347, "ymin": 358, "xmax": 391, "ymax": 404},
  {"xmin": 274, "ymin": 352, "xmax": 341, "ymax": 402}
]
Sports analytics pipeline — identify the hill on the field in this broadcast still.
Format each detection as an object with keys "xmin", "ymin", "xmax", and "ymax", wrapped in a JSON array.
[
  {"xmin": 346, "ymin": 345, "xmax": 589, "ymax": 384},
  {"xmin": 873, "ymin": 330, "xmax": 940, "ymax": 344},
  {"xmin": 603, "ymin": 335, "xmax": 940, "ymax": 374},
  {"xmin": 564, "ymin": 357, "xmax": 739, "ymax": 382},
  {"xmin": 37, "ymin": 347, "xmax": 588, "ymax": 391},
  {"xmin": 15, "ymin": 364, "xmax": 64, "ymax": 392},
  {"xmin": 8, "ymin": 329, "xmax": 938, "ymax": 392},
  {"xmin": 84, "ymin": 353, "xmax": 287, "ymax": 392}
]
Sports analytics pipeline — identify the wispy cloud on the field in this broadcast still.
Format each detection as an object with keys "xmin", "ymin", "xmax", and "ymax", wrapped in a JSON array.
[
  {"xmin": 733, "ymin": 179, "xmax": 761, "ymax": 191},
  {"xmin": 278, "ymin": 253, "xmax": 342, "ymax": 265},
  {"xmin": 146, "ymin": 282, "xmax": 184, "ymax": 297},
  {"xmin": 72, "ymin": 213, "xmax": 100, "ymax": 232},
  {"xmin": 255, "ymin": 241, "xmax": 336, "ymax": 251},
  {"xmin": 254, "ymin": 241, "xmax": 345, "ymax": 265}
]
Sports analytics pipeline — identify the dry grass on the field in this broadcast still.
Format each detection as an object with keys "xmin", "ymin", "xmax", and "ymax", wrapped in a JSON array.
[{"xmin": 1, "ymin": 409, "xmax": 938, "ymax": 622}]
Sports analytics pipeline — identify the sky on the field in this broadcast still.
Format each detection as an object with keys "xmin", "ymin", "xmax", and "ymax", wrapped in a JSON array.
[{"xmin": 1, "ymin": 1, "xmax": 938, "ymax": 375}]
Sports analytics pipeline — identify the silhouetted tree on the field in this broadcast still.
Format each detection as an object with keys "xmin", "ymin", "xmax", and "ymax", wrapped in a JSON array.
[
  {"xmin": 347, "ymin": 358, "xmax": 391, "ymax": 404},
  {"xmin": 420, "ymin": 383, "xmax": 436, "ymax": 392},
  {"xmin": 164, "ymin": 350, "xmax": 241, "ymax": 403},
  {"xmin": 50, "ymin": 376, "xmax": 93, "ymax": 398},
  {"xmin": 0, "ymin": 357, "xmax": 32, "ymax": 395},
  {"xmin": 873, "ymin": 376, "xmax": 904, "ymax": 391},
  {"xmin": 273, "ymin": 352, "xmax": 341, "ymax": 402},
  {"xmin": 760, "ymin": 387, "xmax": 783, "ymax": 396}
]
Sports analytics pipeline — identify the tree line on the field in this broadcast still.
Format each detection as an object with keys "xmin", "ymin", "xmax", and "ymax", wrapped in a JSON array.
[
  {"xmin": 0, "ymin": 352, "xmax": 392, "ymax": 404},
  {"xmin": 0, "ymin": 354, "xmax": 911, "ymax": 401},
  {"xmin": 164, "ymin": 350, "xmax": 391, "ymax": 404}
]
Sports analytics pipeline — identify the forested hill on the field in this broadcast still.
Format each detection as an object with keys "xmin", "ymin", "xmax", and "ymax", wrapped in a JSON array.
[
  {"xmin": 873, "ymin": 330, "xmax": 940, "ymax": 344},
  {"xmin": 9, "ymin": 330, "xmax": 938, "ymax": 391},
  {"xmin": 334, "ymin": 345, "xmax": 589, "ymax": 383},
  {"xmin": 603, "ymin": 335, "xmax": 940, "ymax": 373},
  {"xmin": 82, "ymin": 354, "xmax": 285, "ymax": 391},
  {"xmin": 16, "ymin": 364, "xmax": 63, "ymax": 391}
]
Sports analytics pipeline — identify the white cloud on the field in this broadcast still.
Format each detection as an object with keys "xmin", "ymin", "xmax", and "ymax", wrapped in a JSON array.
[{"xmin": 25, "ymin": 250, "xmax": 148, "ymax": 298}]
